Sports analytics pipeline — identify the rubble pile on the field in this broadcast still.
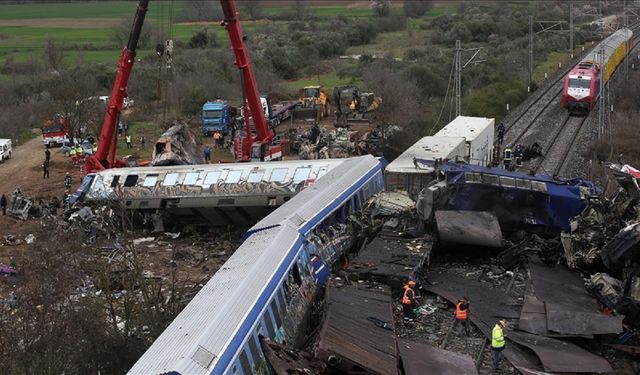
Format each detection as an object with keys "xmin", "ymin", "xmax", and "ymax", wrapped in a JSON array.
[
  {"xmin": 151, "ymin": 121, "xmax": 204, "ymax": 166},
  {"xmin": 290, "ymin": 123, "xmax": 382, "ymax": 160}
]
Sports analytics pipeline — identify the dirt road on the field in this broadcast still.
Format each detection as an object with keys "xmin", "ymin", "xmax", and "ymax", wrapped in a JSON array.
[{"xmin": 0, "ymin": 136, "xmax": 82, "ymax": 199}]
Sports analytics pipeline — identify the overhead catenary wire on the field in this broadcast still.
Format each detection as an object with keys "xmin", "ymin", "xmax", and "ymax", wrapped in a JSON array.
[{"xmin": 429, "ymin": 53, "xmax": 456, "ymax": 135}]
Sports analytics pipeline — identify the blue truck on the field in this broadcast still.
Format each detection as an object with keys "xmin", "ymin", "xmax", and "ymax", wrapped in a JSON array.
[{"xmin": 200, "ymin": 100, "xmax": 231, "ymax": 136}]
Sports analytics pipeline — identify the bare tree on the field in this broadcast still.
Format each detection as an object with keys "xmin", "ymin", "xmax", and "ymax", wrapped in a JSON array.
[
  {"xmin": 43, "ymin": 37, "xmax": 64, "ymax": 71},
  {"xmin": 110, "ymin": 14, "xmax": 153, "ymax": 48},
  {"xmin": 370, "ymin": 0, "xmax": 391, "ymax": 17},
  {"xmin": 293, "ymin": 0, "xmax": 308, "ymax": 20}
]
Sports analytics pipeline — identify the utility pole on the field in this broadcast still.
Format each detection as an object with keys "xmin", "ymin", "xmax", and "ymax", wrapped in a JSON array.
[
  {"xmin": 569, "ymin": 2, "xmax": 574, "ymax": 54},
  {"xmin": 455, "ymin": 39, "xmax": 461, "ymax": 117},
  {"xmin": 598, "ymin": 45, "xmax": 606, "ymax": 139},
  {"xmin": 529, "ymin": 15, "xmax": 533, "ymax": 86}
]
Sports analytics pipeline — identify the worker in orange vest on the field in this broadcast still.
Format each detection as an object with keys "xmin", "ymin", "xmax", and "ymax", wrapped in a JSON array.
[
  {"xmin": 453, "ymin": 296, "xmax": 470, "ymax": 336},
  {"xmin": 402, "ymin": 280, "xmax": 418, "ymax": 325}
]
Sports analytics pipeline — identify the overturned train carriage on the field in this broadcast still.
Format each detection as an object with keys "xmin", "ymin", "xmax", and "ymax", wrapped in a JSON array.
[
  {"xmin": 418, "ymin": 161, "xmax": 601, "ymax": 234},
  {"xmin": 128, "ymin": 155, "xmax": 384, "ymax": 375},
  {"xmin": 74, "ymin": 159, "xmax": 349, "ymax": 226}
]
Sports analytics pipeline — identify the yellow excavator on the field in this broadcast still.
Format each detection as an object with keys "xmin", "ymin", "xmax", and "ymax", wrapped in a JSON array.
[
  {"xmin": 293, "ymin": 85, "xmax": 331, "ymax": 121},
  {"xmin": 333, "ymin": 86, "xmax": 382, "ymax": 126}
]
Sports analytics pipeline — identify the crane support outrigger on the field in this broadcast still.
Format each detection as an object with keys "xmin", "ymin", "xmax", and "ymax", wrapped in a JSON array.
[
  {"xmin": 220, "ymin": 0, "xmax": 285, "ymax": 161},
  {"xmin": 84, "ymin": 0, "xmax": 149, "ymax": 174}
]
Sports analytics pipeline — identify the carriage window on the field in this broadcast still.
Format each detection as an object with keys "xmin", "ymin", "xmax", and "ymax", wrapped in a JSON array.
[
  {"xmin": 183, "ymin": 172, "xmax": 200, "ymax": 185},
  {"xmin": 270, "ymin": 299, "xmax": 282, "ymax": 327},
  {"xmin": 239, "ymin": 350, "xmax": 251, "ymax": 375},
  {"xmin": 317, "ymin": 166, "xmax": 329, "ymax": 179},
  {"xmin": 263, "ymin": 311, "xmax": 275, "ymax": 338},
  {"xmin": 143, "ymin": 175, "xmax": 158, "ymax": 187},
  {"xmin": 204, "ymin": 171, "xmax": 221, "ymax": 185},
  {"xmin": 277, "ymin": 287, "xmax": 286, "ymax": 314},
  {"xmin": 248, "ymin": 335, "xmax": 262, "ymax": 365},
  {"xmin": 269, "ymin": 168, "xmax": 288, "ymax": 182},
  {"xmin": 499, "ymin": 176, "xmax": 515, "ymax": 188},
  {"xmin": 247, "ymin": 171, "xmax": 264, "ymax": 183},
  {"xmin": 293, "ymin": 167, "xmax": 311, "ymax": 182},
  {"xmin": 163, "ymin": 173, "xmax": 179, "ymax": 186},
  {"xmin": 226, "ymin": 170, "xmax": 243, "ymax": 183},
  {"xmin": 110, "ymin": 175, "xmax": 120, "ymax": 188},
  {"xmin": 516, "ymin": 179, "xmax": 532, "ymax": 190},
  {"xmin": 568, "ymin": 78, "xmax": 591, "ymax": 89},
  {"xmin": 531, "ymin": 181, "xmax": 547, "ymax": 193},
  {"xmin": 123, "ymin": 175, "xmax": 138, "ymax": 187}
]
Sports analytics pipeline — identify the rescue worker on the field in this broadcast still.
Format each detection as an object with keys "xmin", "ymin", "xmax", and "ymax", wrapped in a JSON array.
[
  {"xmin": 492, "ymin": 319, "xmax": 507, "ymax": 371},
  {"xmin": 203, "ymin": 145, "xmax": 212, "ymax": 163},
  {"xmin": 453, "ymin": 296, "xmax": 470, "ymax": 336},
  {"xmin": 69, "ymin": 146, "xmax": 77, "ymax": 164},
  {"xmin": 497, "ymin": 122, "xmax": 505, "ymax": 145},
  {"xmin": 402, "ymin": 280, "xmax": 418, "ymax": 325},
  {"xmin": 213, "ymin": 131, "xmax": 222, "ymax": 149},
  {"xmin": 76, "ymin": 144, "xmax": 83, "ymax": 159},
  {"xmin": 44, "ymin": 148, "xmax": 51, "ymax": 163},
  {"xmin": 125, "ymin": 134, "xmax": 132, "ymax": 149},
  {"xmin": 42, "ymin": 159, "xmax": 50, "ymax": 179},
  {"xmin": 93, "ymin": 143, "xmax": 97, "ymax": 154},
  {"xmin": 503, "ymin": 147, "xmax": 513, "ymax": 170},
  {"xmin": 64, "ymin": 172, "xmax": 72, "ymax": 190},
  {"xmin": 0, "ymin": 193, "xmax": 7, "ymax": 215},
  {"xmin": 515, "ymin": 144, "xmax": 524, "ymax": 167}
]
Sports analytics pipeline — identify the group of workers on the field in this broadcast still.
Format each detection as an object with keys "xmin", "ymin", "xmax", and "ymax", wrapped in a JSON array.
[{"xmin": 401, "ymin": 280, "xmax": 507, "ymax": 372}]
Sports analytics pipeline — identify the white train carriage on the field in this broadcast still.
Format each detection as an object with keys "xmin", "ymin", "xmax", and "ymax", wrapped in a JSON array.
[
  {"xmin": 128, "ymin": 155, "xmax": 384, "ymax": 375},
  {"xmin": 75, "ymin": 159, "xmax": 348, "ymax": 226}
]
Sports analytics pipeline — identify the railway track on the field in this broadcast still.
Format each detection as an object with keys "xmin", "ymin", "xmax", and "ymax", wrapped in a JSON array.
[{"xmin": 532, "ymin": 114, "xmax": 588, "ymax": 176}]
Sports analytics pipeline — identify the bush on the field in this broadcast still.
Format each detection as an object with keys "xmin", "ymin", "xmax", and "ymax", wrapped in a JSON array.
[
  {"xmin": 375, "ymin": 16, "xmax": 408, "ymax": 33},
  {"xmin": 189, "ymin": 27, "xmax": 217, "ymax": 49},
  {"xmin": 403, "ymin": 0, "xmax": 433, "ymax": 17}
]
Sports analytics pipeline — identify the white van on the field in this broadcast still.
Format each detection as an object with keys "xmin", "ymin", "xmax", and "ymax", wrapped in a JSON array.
[{"xmin": 0, "ymin": 139, "xmax": 12, "ymax": 162}]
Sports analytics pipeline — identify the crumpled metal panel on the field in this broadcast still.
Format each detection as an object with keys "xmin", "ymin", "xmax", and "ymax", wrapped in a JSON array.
[
  {"xmin": 508, "ymin": 331, "xmax": 612, "ymax": 373},
  {"xmin": 398, "ymin": 339, "xmax": 478, "ymax": 375},
  {"xmin": 316, "ymin": 282, "xmax": 398, "ymax": 375},
  {"xmin": 528, "ymin": 259, "xmax": 622, "ymax": 336},
  {"xmin": 518, "ymin": 295, "xmax": 547, "ymax": 335},
  {"xmin": 435, "ymin": 210, "xmax": 503, "ymax": 247}
]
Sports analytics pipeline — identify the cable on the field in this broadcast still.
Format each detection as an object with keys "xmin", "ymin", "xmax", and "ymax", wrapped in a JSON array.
[{"xmin": 428, "ymin": 53, "xmax": 456, "ymax": 135}]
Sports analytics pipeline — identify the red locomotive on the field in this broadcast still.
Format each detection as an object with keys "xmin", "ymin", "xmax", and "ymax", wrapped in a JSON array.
[{"xmin": 561, "ymin": 62, "xmax": 600, "ymax": 114}]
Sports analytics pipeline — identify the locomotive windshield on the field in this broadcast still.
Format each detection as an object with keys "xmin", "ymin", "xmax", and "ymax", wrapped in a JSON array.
[{"xmin": 568, "ymin": 78, "xmax": 591, "ymax": 89}]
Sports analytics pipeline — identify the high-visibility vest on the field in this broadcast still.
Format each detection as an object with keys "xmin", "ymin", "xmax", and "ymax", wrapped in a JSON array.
[
  {"xmin": 492, "ymin": 324, "xmax": 505, "ymax": 348},
  {"xmin": 402, "ymin": 286, "xmax": 415, "ymax": 305},
  {"xmin": 503, "ymin": 148, "xmax": 512, "ymax": 161},
  {"xmin": 93, "ymin": 144, "xmax": 97, "ymax": 153},
  {"xmin": 214, "ymin": 132, "xmax": 221, "ymax": 140},
  {"xmin": 69, "ymin": 148, "xmax": 76, "ymax": 156},
  {"xmin": 76, "ymin": 146, "xmax": 83, "ymax": 154},
  {"xmin": 126, "ymin": 135, "xmax": 132, "ymax": 143},
  {"xmin": 456, "ymin": 302, "xmax": 468, "ymax": 320}
]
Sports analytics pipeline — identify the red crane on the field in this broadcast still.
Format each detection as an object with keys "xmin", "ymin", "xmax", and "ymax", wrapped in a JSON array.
[
  {"xmin": 84, "ymin": 0, "xmax": 149, "ymax": 174},
  {"xmin": 220, "ymin": 0, "xmax": 284, "ymax": 161}
]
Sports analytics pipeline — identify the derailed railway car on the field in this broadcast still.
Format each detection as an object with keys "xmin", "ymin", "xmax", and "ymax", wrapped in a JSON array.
[
  {"xmin": 128, "ymin": 155, "xmax": 384, "ymax": 375},
  {"xmin": 561, "ymin": 29, "xmax": 632, "ymax": 114}
]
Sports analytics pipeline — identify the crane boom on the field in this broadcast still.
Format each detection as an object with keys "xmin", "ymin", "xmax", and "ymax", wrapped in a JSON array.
[
  {"xmin": 84, "ymin": 0, "xmax": 149, "ymax": 174},
  {"xmin": 220, "ymin": 0, "xmax": 280, "ymax": 161}
]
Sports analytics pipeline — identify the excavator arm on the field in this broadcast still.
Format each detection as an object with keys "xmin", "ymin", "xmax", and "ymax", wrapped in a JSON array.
[{"xmin": 84, "ymin": 0, "xmax": 149, "ymax": 174}]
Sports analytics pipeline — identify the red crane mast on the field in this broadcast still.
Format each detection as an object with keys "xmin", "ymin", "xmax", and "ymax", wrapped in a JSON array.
[
  {"xmin": 84, "ymin": 0, "xmax": 149, "ymax": 174},
  {"xmin": 220, "ymin": 0, "xmax": 282, "ymax": 161}
]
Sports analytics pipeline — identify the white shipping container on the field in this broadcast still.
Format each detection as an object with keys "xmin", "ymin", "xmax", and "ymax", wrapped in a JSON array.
[{"xmin": 435, "ymin": 116, "xmax": 495, "ymax": 166}]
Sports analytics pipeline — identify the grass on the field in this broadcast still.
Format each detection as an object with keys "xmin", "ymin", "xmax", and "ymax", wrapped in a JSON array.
[
  {"xmin": 0, "ymin": 1, "xmax": 186, "ymax": 20},
  {"xmin": 533, "ymin": 42, "xmax": 591, "ymax": 83}
]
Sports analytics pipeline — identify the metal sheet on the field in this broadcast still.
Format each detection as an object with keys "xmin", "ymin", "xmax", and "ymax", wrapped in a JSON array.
[
  {"xmin": 316, "ymin": 282, "xmax": 398, "ymax": 374},
  {"xmin": 435, "ymin": 210, "xmax": 503, "ymax": 247},
  {"xmin": 528, "ymin": 259, "xmax": 622, "ymax": 336},
  {"xmin": 508, "ymin": 331, "xmax": 612, "ymax": 373},
  {"xmin": 398, "ymin": 339, "xmax": 478, "ymax": 375},
  {"xmin": 518, "ymin": 295, "xmax": 547, "ymax": 335}
]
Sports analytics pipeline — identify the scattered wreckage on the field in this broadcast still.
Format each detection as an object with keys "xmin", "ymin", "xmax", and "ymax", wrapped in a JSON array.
[{"xmin": 290, "ymin": 124, "xmax": 383, "ymax": 160}]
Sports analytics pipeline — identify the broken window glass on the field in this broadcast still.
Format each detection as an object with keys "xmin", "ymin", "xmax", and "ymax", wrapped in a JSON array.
[
  {"xmin": 204, "ymin": 171, "xmax": 221, "ymax": 185},
  {"xmin": 183, "ymin": 172, "xmax": 199, "ymax": 185},
  {"xmin": 293, "ymin": 167, "xmax": 311, "ymax": 182},
  {"xmin": 247, "ymin": 171, "xmax": 264, "ymax": 183},
  {"xmin": 270, "ymin": 299, "xmax": 282, "ymax": 327},
  {"xmin": 143, "ymin": 175, "xmax": 158, "ymax": 187},
  {"xmin": 123, "ymin": 175, "xmax": 138, "ymax": 187},
  {"xmin": 226, "ymin": 170, "xmax": 243, "ymax": 183},
  {"xmin": 531, "ymin": 181, "xmax": 547, "ymax": 193},
  {"xmin": 317, "ymin": 166, "xmax": 329, "ymax": 179},
  {"xmin": 270, "ymin": 168, "xmax": 288, "ymax": 182},
  {"xmin": 163, "ymin": 173, "xmax": 179, "ymax": 186},
  {"xmin": 247, "ymin": 335, "xmax": 262, "ymax": 366}
]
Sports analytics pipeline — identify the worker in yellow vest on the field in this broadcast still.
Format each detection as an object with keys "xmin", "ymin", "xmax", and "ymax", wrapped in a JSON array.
[
  {"xmin": 492, "ymin": 319, "xmax": 506, "ymax": 371},
  {"xmin": 76, "ymin": 144, "xmax": 83, "ymax": 159},
  {"xmin": 125, "ymin": 134, "xmax": 132, "ymax": 149},
  {"xmin": 69, "ymin": 146, "xmax": 77, "ymax": 164}
]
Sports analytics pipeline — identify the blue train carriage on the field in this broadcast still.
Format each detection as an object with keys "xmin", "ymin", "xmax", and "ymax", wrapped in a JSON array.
[{"xmin": 128, "ymin": 155, "xmax": 384, "ymax": 375}]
